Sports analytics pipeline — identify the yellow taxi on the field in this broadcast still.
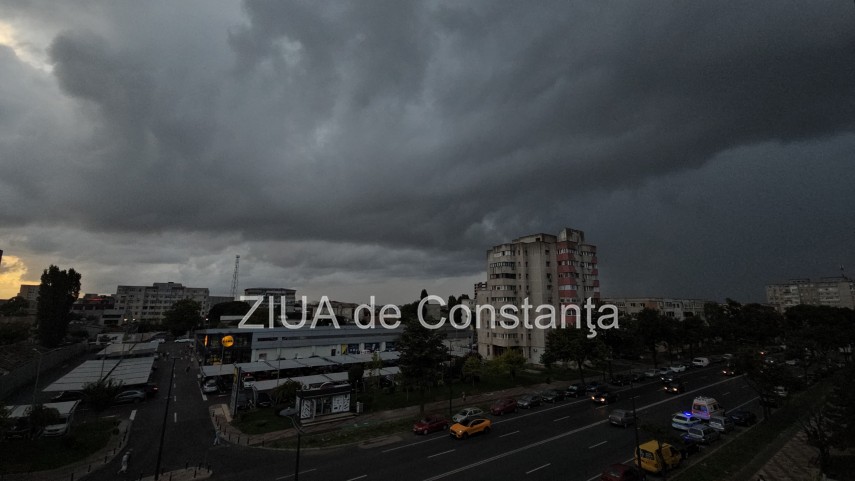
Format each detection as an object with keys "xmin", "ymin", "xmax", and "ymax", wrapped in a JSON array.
[{"xmin": 449, "ymin": 417, "xmax": 492, "ymax": 439}]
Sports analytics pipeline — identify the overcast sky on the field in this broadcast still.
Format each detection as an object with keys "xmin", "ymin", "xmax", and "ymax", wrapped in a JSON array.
[{"xmin": 1, "ymin": 1, "xmax": 854, "ymax": 305}]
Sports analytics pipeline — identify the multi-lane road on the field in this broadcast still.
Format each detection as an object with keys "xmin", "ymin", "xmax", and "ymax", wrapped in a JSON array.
[{"xmin": 190, "ymin": 364, "xmax": 759, "ymax": 481}]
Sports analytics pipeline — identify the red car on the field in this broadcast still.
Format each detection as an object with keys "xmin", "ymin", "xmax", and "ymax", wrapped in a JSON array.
[
  {"xmin": 490, "ymin": 398, "xmax": 518, "ymax": 415},
  {"xmin": 600, "ymin": 463, "xmax": 646, "ymax": 481},
  {"xmin": 412, "ymin": 415, "xmax": 449, "ymax": 435}
]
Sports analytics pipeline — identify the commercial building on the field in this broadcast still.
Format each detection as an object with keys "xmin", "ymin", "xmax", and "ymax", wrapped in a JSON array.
[
  {"xmin": 114, "ymin": 282, "xmax": 209, "ymax": 323},
  {"xmin": 603, "ymin": 297, "xmax": 708, "ymax": 320},
  {"xmin": 243, "ymin": 287, "xmax": 297, "ymax": 314},
  {"xmin": 477, "ymin": 227, "xmax": 600, "ymax": 364},
  {"xmin": 766, "ymin": 277, "xmax": 855, "ymax": 313}
]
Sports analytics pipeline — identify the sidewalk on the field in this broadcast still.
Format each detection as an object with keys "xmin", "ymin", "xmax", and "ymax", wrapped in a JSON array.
[{"xmin": 749, "ymin": 431, "xmax": 824, "ymax": 481}]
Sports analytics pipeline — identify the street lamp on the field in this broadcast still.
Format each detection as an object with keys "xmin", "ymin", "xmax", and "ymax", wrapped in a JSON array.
[
  {"xmin": 278, "ymin": 397, "xmax": 304, "ymax": 481},
  {"xmin": 32, "ymin": 349, "xmax": 43, "ymax": 406}
]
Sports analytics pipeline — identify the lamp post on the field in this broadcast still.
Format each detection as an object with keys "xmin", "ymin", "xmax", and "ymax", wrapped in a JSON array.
[
  {"xmin": 278, "ymin": 397, "xmax": 304, "ymax": 481},
  {"xmin": 32, "ymin": 349, "xmax": 43, "ymax": 406},
  {"xmin": 631, "ymin": 396, "xmax": 642, "ymax": 474}
]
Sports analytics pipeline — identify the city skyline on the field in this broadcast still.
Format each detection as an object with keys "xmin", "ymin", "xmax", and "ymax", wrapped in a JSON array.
[{"xmin": 1, "ymin": 2, "xmax": 854, "ymax": 305}]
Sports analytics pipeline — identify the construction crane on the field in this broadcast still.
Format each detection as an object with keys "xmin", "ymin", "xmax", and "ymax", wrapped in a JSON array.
[{"xmin": 230, "ymin": 255, "xmax": 240, "ymax": 299}]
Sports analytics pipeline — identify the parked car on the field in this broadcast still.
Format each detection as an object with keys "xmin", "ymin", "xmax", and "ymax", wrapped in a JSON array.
[
  {"xmin": 708, "ymin": 414, "xmax": 735, "ymax": 434},
  {"xmin": 692, "ymin": 357, "xmax": 710, "ymax": 368},
  {"xmin": 540, "ymin": 389, "xmax": 565, "ymax": 403},
  {"xmin": 681, "ymin": 425, "xmax": 720, "ymax": 444},
  {"xmin": 413, "ymin": 415, "xmax": 449, "ymax": 435},
  {"xmin": 671, "ymin": 412, "xmax": 703, "ymax": 431},
  {"xmin": 586, "ymin": 381, "xmax": 607, "ymax": 393},
  {"xmin": 671, "ymin": 437, "xmax": 702, "ymax": 460},
  {"xmin": 255, "ymin": 392, "xmax": 272, "ymax": 408},
  {"xmin": 517, "ymin": 394, "xmax": 542, "ymax": 409},
  {"xmin": 599, "ymin": 463, "xmax": 646, "ymax": 481},
  {"xmin": 452, "ymin": 407, "xmax": 485, "ymax": 423},
  {"xmin": 490, "ymin": 398, "xmax": 517, "ymax": 415},
  {"xmin": 565, "ymin": 383, "xmax": 586, "ymax": 398},
  {"xmin": 592, "ymin": 390, "xmax": 619, "ymax": 404},
  {"xmin": 174, "ymin": 338, "xmax": 193, "ymax": 343},
  {"xmin": 727, "ymin": 409, "xmax": 757, "ymax": 426},
  {"xmin": 635, "ymin": 440, "xmax": 681, "ymax": 474},
  {"xmin": 242, "ymin": 375, "xmax": 256, "ymax": 390},
  {"xmin": 51, "ymin": 391, "xmax": 84, "ymax": 403},
  {"xmin": 660, "ymin": 373, "xmax": 678, "ymax": 384},
  {"xmin": 669, "ymin": 364, "xmax": 687, "ymax": 373},
  {"xmin": 691, "ymin": 396, "xmax": 724, "ymax": 421},
  {"xmin": 202, "ymin": 378, "xmax": 220, "ymax": 394},
  {"xmin": 663, "ymin": 380, "xmax": 684, "ymax": 394},
  {"xmin": 449, "ymin": 417, "xmax": 492, "ymax": 439},
  {"xmin": 608, "ymin": 409, "xmax": 636, "ymax": 428},
  {"xmin": 113, "ymin": 389, "xmax": 146, "ymax": 405},
  {"xmin": 657, "ymin": 367, "xmax": 672, "ymax": 378},
  {"xmin": 643, "ymin": 369, "xmax": 658, "ymax": 378},
  {"xmin": 610, "ymin": 374, "xmax": 632, "ymax": 386}
]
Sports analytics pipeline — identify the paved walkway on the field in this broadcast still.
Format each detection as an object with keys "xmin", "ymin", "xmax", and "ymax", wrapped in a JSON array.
[{"xmin": 749, "ymin": 431, "xmax": 824, "ymax": 481}]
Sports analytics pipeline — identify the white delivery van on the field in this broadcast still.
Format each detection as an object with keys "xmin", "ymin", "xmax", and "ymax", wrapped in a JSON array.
[
  {"xmin": 691, "ymin": 396, "xmax": 724, "ymax": 421},
  {"xmin": 692, "ymin": 357, "xmax": 710, "ymax": 368}
]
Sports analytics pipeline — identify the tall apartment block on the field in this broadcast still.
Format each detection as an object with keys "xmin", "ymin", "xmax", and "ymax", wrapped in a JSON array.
[
  {"xmin": 115, "ymin": 282, "xmax": 210, "ymax": 323},
  {"xmin": 766, "ymin": 277, "xmax": 855, "ymax": 313},
  {"xmin": 477, "ymin": 227, "xmax": 600, "ymax": 363}
]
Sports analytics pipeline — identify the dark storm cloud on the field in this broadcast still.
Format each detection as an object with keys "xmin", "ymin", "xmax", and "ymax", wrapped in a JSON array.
[{"xmin": 1, "ymin": 1, "xmax": 853, "ymax": 301}]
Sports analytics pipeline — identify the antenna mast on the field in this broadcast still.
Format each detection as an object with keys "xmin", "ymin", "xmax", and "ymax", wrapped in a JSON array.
[{"xmin": 230, "ymin": 255, "xmax": 240, "ymax": 299}]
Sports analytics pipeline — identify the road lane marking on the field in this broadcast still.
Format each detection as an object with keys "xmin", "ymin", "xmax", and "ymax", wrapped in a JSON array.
[
  {"xmin": 723, "ymin": 392, "xmax": 731, "ymax": 396},
  {"xmin": 588, "ymin": 440, "xmax": 607, "ymax": 449},
  {"xmin": 421, "ymin": 375, "xmax": 745, "ymax": 481},
  {"xmin": 526, "ymin": 463, "xmax": 550, "ymax": 475},
  {"xmin": 202, "ymin": 393, "xmax": 208, "ymax": 401},
  {"xmin": 174, "ymin": 412, "xmax": 178, "ymax": 423},
  {"xmin": 553, "ymin": 416, "xmax": 569, "ymax": 422},
  {"xmin": 500, "ymin": 430, "xmax": 519, "ymax": 437},
  {"xmin": 382, "ymin": 435, "xmax": 448, "ymax": 453},
  {"xmin": 129, "ymin": 410, "xmax": 137, "ymax": 421},
  {"xmin": 174, "ymin": 395, "xmax": 177, "ymax": 402},
  {"xmin": 275, "ymin": 468, "xmax": 317, "ymax": 479},
  {"xmin": 427, "ymin": 449, "xmax": 455, "ymax": 458},
  {"xmin": 345, "ymin": 476, "xmax": 367, "ymax": 481}
]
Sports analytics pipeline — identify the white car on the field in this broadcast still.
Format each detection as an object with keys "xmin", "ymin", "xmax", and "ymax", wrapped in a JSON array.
[
  {"xmin": 671, "ymin": 412, "xmax": 703, "ymax": 431},
  {"xmin": 242, "ymin": 376, "xmax": 256, "ymax": 389},
  {"xmin": 643, "ymin": 369, "xmax": 658, "ymax": 378},
  {"xmin": 669, "ymin": 364, "xmax": 687, "ymax": 373},
  {"xmin": 452, "ymin": 407, "xmax": 485, "ymax": 423},
  {"xmin": 692, "ymin": 357, "xmax": 710, "ymax": 368},
  {"xmin": 174, "ymin": 338, "xmax": 193, "ymax": 343},
  {"xmin": 202, "ymin": 379, "xmax": 220, "ymax": 394}
]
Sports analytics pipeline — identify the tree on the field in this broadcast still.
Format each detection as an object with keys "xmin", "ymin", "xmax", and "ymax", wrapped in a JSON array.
[
  {"xmin": 493, "ymin": 349, "xmax": 527, "ymax": 381},
  {"xmin": 36, "ymin": 265, "xmax": 81, "ymax": 347},
  {"xmin": 163, "ymin": 299, "xmax": 203, "ymax": 336},
  {"xmin": 82, "ymin": 378, "xmax": 125, "ymax": 412},
  {"xmin": 272, "ymin": 380, "xmax": 301, "ymax": 408},
  {"xmin": 0, "ymin": 321, "xmax": 30, "ymax": 345},
  {"xmin": 207, "ymin": 301, "xmax": 250, "ymax": 326},
  {"xmin": 0, "ymin": 296, "xmax": 29, "ymax": 317},
  {"xmin": 398, "ymin": 318, "xmax": 447, "ymax": 414},
  {"xmin": 420, "ymin": 289, "xmax": 428, "ymax": 300},
  {"xmin": 542, "ymin": 328, "xmax": 607, "ymax": 384},
  {"xmin": 27, "ymin": 404, "xmax": 60, "ymax": 438},
  {"xmin": 636, "ymin": 309, "xmax": 666, "ymax": 368},
  {"xmin": 462, "ymin": 356, "xmax": 482, "ymax": 386}
]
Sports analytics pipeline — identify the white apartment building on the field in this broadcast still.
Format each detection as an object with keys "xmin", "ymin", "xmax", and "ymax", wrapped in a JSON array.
[
  {"xmin": 766, "ymin": 277, "xmax": 855, "ymax": 313},
  {"xmin": 477, "ymin": 227, "xmax": 600, "ymax": 364},
  {"xmin": 114, "ymin": 282, "xmax": 210, "ymax": 323},
  {"xmin": 603, "ymin": 297, "xmax": 708, "ymax": 320}
]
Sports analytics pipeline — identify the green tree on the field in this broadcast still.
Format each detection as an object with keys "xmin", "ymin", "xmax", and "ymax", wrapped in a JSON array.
[
  {"xmin": 272, "ymin": 380, "xmax": 301, "ymax": 408},
  {"xmin": 462, "ymin": 355, "xmax": 482, "ymax": 386},
  {"xmin": 82, "ymin": 378, "xmax": 125, "ymax": 412},
  {"xmin": 27, "ymin": 404, "xmax": 61, "ymax": 438},
  {"xmin": 0, "ymin": 296, "xmax": 29, "ymax": 316},
  {"xmin": 398, "ymin": 318, "xmax": 447, "ymax": 414},
  {"xmin": 0, "ymin": 321, "xmax": 31, "ymax": 345},
  {"xmin": 494, "ymin": 349, "xmax": 527, "ymax": 381},
  {"xmin": 542, "ymin": 328, "xmax": 607, "ymax": 384},
  {"xmin": 163, "ymin": 299, "xmax": 203, "ymax": 336},
  {"xmin": 420, "ymin": 289, "xmax": 429, "ymax": 300},
  {"xmin": 207, "ymin": 301, "xmax": 250, "ymax": 326},
  {"xmin": 637, "ymin": 309, "xmax": 666, "ymax": 368},
  {"xmin": 36, "ymin": 265, "xmax": 81, "ymax": 347}
]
